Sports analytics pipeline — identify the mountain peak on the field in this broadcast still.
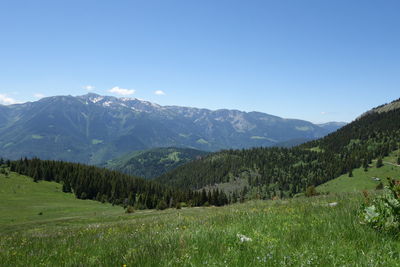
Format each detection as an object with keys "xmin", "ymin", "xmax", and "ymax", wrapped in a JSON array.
[
  {"xmin": 371, "ymin": 98, "xmax": 400, "ymax": 113},
  {"xmin": 358, "ymin": 98, "xmax": 400, "ymax": 119}
]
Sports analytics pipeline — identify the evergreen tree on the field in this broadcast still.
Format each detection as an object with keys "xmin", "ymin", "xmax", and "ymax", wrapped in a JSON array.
[
  {"xmin": 156, "ymin": 199, "xmax": 168, "ymax": 210},
  {"xmin": 363, "ymin": 159, "xmax": 369, "ymax": 172},
  {"xmin": 9, "ymin": 158, "xmax": 208, "ymax": 210},
  {"xmin": 376, "ymin": 158, "xmax": 383, "ymax": 168},
  {"xmin": 62, "ymin": 181, "xmax": 72, "ymax": 193}
]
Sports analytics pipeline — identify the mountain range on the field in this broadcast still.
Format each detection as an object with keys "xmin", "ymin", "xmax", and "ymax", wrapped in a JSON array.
[
  {"xmin": 156, "ymin": 98, "xmax": 400, "ymax": 196},
  {"xmin": 0, "ymin": 93, "xmax": 345, "ymax": 164}
]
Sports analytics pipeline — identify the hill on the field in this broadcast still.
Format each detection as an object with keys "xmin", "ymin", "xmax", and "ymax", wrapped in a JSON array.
[
  {"xmin": 8, "ymin": 158, "xmax": 229, "ymax": 209},
  {"xmin": 0, "ymin": 93, "xmax": 335, "ymax": 164},
  {"xmin": 1, "ymin": 171, "xmax": 398, "ymax": 266},
  {"xmin": 0, "ymin": 171, "xmax": 122, "ymax": 232},
  {"xmin": 102, "ymin": 147, "xmax": 209, "ymax": 179},
  {"xmin": 317, "ymin": 150, "xmax": 400, "ymax": 193},
  {"xmin": 273, "ymin": 138, "xmax": 313, "ymax": 148},
  {"xmin": 156, "ymin": 99, "xmax": 400, "ymax": 198},
  {"xmin": 360, "ymin": 98, "xmax": 400, "ymax": 118}
]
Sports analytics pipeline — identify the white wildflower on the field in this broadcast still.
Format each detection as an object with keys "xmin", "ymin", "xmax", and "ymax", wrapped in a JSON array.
[
  {"xmin": 328, "ymin": 202, "xmax": 338, "ymax": 207},
  {"xmin": 237, "ymin": 233, "xmax": 252, "ymax": 242}
]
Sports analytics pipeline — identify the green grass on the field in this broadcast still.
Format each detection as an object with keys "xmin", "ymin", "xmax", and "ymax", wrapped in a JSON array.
[
  {"xmin": 3, "ymin": 142, "xmax": 14, "ymax": 148},
  {"xmin": 196, "ymin": 138, "xmax": 209, "ymax": 144},
  {"xmin": 163, "ymin": 151, "xmax": 180, "ymax": 162},
  {"xmin": 91, "ymin": 139, "xmax": 104, "ymax": 145},
  {"xmin": 317, "ymin": 152, "xmax": 400, "ymax": 194},
  {"xmin": 250, "ymin": 136, "xmax": 268, "ymax": 140},
  {"xmin": 309, "ymin": 146, "xmax": 324, "ymax": 152},
  {"xmin": 0, "ymin": 172, "xmax": 122, "ymax": 233},
  {"xmin": 1, "ymin": 171, "xmax": 400, "ymax": 266},
  {"xmin": 295, "ymin": 126, "xmax": 311, "ymax": 131}
]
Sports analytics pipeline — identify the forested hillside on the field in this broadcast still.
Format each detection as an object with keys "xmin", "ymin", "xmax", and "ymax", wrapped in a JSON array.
[
  {"xmin": 156, "ymin": 99, "xmax": 400, "ymax": 199},
  {"xmin": 102, "ymin": 147, "xmax": 208, "ymax": 179},
  {"xmin": 8, "ymin": 159, "xmax": 229, "ymax": 209},
  {"xmin": 6, "ymin": 99, "xmax": 400, "ymax": 206}
]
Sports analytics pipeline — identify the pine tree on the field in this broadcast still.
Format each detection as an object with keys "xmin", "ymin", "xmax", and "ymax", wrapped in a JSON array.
[
  {"xmin": 376, "ymin": 158, "xmax": 383, "ymax": 168},
  {"xmin": 363, "ymin": 159, "xmax": 369, "ymax": 172},
  {"xmin": 62, "ymin": 181, "xmax": 72, "ymax": 193},
  {"xmin": 156, "ymin": 199, "xmax": 168, "ymax": 210}
]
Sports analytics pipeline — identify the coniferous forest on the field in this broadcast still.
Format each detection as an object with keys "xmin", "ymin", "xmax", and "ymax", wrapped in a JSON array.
[
  {"xmin": 8, "ymin": 159, "xmax": 229, "ymax": 209},
  {"xmin": 156, "ymin": 100, "xmax": 400, "ymax": 199},
  {"xmin": 3, "ymin": 2, "xmax": 400, "ymax": 265},
  {"xmin": 6, "ymin": 99, "xmax": 400, "ymax": 207}
]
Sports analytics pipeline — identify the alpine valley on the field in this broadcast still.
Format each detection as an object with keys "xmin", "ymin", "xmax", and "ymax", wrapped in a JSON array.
[
  {"xmin": 0, "ymin": 93, "xmax": 344, "ymax": 164},
  {"xmin": 2, "ymin": 98, "xmax": 400, "ymax": 267}
]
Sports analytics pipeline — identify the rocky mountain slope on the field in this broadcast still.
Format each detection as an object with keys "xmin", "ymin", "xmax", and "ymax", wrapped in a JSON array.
[{"xmin": 0, "ymin": 93, "xmax": 342, "ymax": 164}]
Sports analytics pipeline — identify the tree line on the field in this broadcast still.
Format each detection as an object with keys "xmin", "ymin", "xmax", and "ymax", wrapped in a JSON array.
[{"xmin": 8, "ymin": 158, "xmax": 229, "ymax": 209}]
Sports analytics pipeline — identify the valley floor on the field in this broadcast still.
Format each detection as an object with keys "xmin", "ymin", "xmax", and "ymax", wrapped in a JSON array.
[{"xmin": 1, "ymin": 173, "xmax": 400, "ymax": 266}]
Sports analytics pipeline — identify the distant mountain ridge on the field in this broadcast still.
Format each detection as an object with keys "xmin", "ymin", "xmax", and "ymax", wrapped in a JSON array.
[
  {"xmin": 317, "ymin": 122, "xmax": 348, "ymax": 132},
  {"xmin": 0, "ymin": 93, "xmax": 344, "ymax": 164},
  {"xmin": 155, "ymin": 98, "xmax": 400, "ymax": 198}
]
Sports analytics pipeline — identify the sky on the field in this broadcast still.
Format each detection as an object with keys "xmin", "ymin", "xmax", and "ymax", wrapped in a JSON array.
[{"xmin": 0, "ymin": 0, "xmax": 399, "ymax": 123}]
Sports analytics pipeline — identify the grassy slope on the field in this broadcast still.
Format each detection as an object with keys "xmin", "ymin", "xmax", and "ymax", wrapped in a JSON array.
[
  {"xmin": 1, "ymin": 172, "xmax": 400, "ymax": 266},
  {"xmin": 0, "ymin": 172, "xmax": 123, "ymax": 232},
  {"xmin": 317, "ymin": 151, "xmax": 400, "ymax": 193}
]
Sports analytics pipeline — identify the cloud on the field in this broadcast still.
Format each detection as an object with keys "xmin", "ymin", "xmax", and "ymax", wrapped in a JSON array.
[
  {"xmin": 109, "ymin": 86, "xmax": 135, "ymax": 96},
  {"xmin": 34, "ymin": 93, "xmax": 45, "ymax": 99},
  {"xmin": 320, "ymin": 111, "xmax": 327, "ymax": 115},
  {"xmin": 154, "ymin": 90, "xmax": 166, "ymax": 96},
  {"xmin": 0, "ymin": 94, "xmax": 18, "ymax": 105},
  {"xmin": 83, "ymin": 85, "xmax": 95, "ymax": 91}
]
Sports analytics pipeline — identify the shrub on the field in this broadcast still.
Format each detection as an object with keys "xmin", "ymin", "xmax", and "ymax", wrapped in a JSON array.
[
  {"xmin": 349, "ymin": 169, "xmax": 353, "ymax": 177},
  {"xmin": 156, "ymin": 200, "xmax": 168, "ymax": 210},
  {"xmin": 125, "ymin": 206, "xmax": 135, "ymax": 214},
  {"xmin": 376, "ymin": 158, "xmax": 383, "ymax": 168},
  {"xmin": 360, "ymin": 178, "xmax": 400, "ymax": 235},
  {"xmin": 305, "ymin": 185, "xmax": 318, "ymax": 197},
  {"xmin": 376, "ymin": 182, "xmax": 384, "ymax": 190}
]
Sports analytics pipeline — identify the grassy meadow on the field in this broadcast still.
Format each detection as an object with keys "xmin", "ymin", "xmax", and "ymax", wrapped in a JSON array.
[
  {"xmin": 317, "ymin": 151, "xmax": 400, "ymax": 193},
  {"xmin": 0, "ymin": 172, "xmax": 123, "ymax": 233},
  {"xmin": 1, "ymin": 171, "xmax": 400, "ymax": 266}
]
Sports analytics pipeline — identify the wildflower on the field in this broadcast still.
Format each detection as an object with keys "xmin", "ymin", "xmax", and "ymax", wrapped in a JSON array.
[{"xmin": 237, "ymin": 233, "xmax": 252, "ymax": 242}]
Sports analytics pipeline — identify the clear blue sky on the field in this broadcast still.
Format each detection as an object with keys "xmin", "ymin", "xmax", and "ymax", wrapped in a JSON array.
[{"xmin": 0, "ymin": 0, "xmax": 399, "ymax": 123}]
